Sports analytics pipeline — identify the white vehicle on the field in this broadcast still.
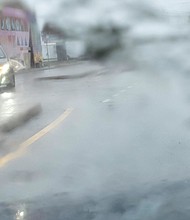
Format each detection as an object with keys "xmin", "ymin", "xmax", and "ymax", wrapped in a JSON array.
[{"xmin": 0, "ymin": 46, "xmax": 15, "ymax": 88}]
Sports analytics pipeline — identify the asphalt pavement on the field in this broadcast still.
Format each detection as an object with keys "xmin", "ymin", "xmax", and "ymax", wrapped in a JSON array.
[
  {"xmin": 0, "ymin": 62, "xmax": 190, "ymax": 219},
  {"xmin": 0, "ymin": 61, "xmax": 105, "ymax": 135}
]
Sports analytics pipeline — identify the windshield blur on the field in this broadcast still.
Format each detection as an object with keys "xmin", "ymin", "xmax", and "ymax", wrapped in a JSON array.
[{"xmin": 1, "ymin": 0, "xmax": 190, "ymax": 219}]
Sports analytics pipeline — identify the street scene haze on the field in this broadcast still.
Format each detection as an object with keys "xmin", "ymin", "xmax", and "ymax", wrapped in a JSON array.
[{"xmin": 1, "ymin": 0, "xmax": 190, "ymax": 219}]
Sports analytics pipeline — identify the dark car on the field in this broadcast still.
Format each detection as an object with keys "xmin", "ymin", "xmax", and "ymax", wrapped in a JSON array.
[{"xmin": 0, "ymin": 46, "xmax": 15, "ymax": 88}]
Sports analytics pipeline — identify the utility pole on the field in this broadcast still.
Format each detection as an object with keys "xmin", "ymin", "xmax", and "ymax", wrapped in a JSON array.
[{"xmin": 45, "ymin": 34, "xmax": 50, "ymax": 68}]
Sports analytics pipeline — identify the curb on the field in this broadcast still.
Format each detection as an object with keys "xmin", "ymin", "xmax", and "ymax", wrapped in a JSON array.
[
  {"xmin": 16, "ymin": 61, "xmax": 84, "ymax": 75},
  {"xmin": 35, "ymin": 68, "xmax": 108, "ymax": 81},
  {"xmin": 0, "ymin": 104, "xmax": 42, "ymax": 133}
]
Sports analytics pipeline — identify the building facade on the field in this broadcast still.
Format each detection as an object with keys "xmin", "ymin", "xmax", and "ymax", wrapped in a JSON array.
[{"xmin": 0, "ymin": 1, "xmax": 42, "ymax": 68}]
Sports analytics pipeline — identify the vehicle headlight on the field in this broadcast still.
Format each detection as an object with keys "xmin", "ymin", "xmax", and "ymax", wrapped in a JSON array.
[{"xmin": 0, "ymin": 63, "xmax": 10, "ymax": 75}]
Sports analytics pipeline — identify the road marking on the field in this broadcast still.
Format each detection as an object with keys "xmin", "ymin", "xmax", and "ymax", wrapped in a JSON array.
[
  {"xmin": 0, "ymin": 108, "xmax": 73, "ymax": 168},
  {"xmin": 102, "ymin": 99, "xmax": 111, "ymax": 103}
]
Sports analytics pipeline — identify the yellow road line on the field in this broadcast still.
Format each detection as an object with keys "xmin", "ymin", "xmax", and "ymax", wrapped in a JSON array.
[{"xmin": 0, "ymin": 108, "xmax": 73, "ymax": 168}]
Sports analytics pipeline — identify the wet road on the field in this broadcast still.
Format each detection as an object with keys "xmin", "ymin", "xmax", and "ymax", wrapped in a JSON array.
[{"xmin": 1, "ymin": 62, "xmax": 190, "ymax": 219}]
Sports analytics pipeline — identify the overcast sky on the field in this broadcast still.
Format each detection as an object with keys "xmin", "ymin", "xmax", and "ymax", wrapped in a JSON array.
[{"xmin": 23, "ymin": 0, "xmax": 190, "ymax": 29}]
